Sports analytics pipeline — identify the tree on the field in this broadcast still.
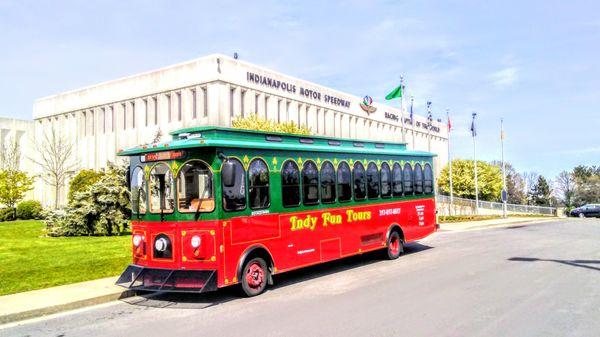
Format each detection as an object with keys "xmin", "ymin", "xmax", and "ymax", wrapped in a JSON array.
[
  {"xmin": 439, "ymin": 159, "xmax": 503, "ymax": 201},
  {"xmin": 0, "ymin": 169, "xmax": 34, "ymax": 217},
  {"xmin": 555, "ymin": 170, "xmax": 575, "ymax": 208},
  {"xmin": 31, "ymin": 127, "xmax": 77, "ymax": 208},
  {"xmin": 0, "ymin": 135, "xmax": 21, "ymax": 171},
  {"xmin": 572, "ymin": 165, "xmax": 600, "ymax": 206},
  {"xmin": 45, "ymin": 163, "xmax": 131, "ymax": 236},
  {"xmin": 529, "ymin": 175, "xmax": 552, "ymax": 206},
  {"xmin": 490, "ymin": 160, "xmax": 526, "ymax": 204},
  {"xmin": 67, "ymin": 169, "xmax": 104, "ymax": 203},
  {"xmin": 232, "ymin": 114, "xmax": 311, "ymax": 135}
]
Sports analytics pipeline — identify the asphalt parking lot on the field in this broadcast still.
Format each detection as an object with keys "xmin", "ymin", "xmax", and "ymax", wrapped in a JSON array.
[{"xmin": 2, "ymin": 218, "xmax": 599, "ymax": 337}]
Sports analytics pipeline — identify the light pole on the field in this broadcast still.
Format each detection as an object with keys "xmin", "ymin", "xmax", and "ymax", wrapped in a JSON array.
[
  {"xmin": 501, "ymin": 118, "xmax": 507, "ymax": 218},
  {"xmin": 471, "ymin": 112, "xmax": 479, "ymax": 215}
]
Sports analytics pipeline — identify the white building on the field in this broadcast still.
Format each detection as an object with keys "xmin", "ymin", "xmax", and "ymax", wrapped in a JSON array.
[{"xmin": 28, "ymin": 54, "xmax": 447, "ymax": 207}]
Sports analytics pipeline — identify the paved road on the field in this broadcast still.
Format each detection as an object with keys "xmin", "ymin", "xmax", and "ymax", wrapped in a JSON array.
[{"xmin": 2, "ymin": 218, "xmax": 599, "ymax": 337}]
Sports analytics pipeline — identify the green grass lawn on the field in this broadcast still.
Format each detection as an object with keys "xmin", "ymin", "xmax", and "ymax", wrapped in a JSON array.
[{"xmin": 0, "ymin": 220, "xmax": 130, "ymax": 296}]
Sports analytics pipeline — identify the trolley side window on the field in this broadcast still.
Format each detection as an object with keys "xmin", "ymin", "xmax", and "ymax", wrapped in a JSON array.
[
  {"xmin": 392, "ymin": 162, "xmax": 403, "ymax": 197},
  {"xmin": 337, "ymin": 162, "xmax": 352, "ymax": 202},
  {"xmin": 320, "ymin": 161, "xmax": 336, "ymax": 203},
  {"xmin": 353, "ymin": 162, "xmax": 366, "ymax": 200},
  {"xmin": 366, "ymin": 162, "xmax": 380, "ymax": 199},
  {"xmin": 380, "ymin": 162, "xmax": 392, "ymax": 198},
  {"xmin": 177, "ymin": 160, "xmax": 214, "ymax": 213},
  {"xmin": 149, "ymin": 163, "xmax": 175, "ymax": 213},
  {"xmin": 222, "ymin": 158, "xmax": 246, "ymax": 211},
  {"xmin": 248, "ymin": 159, "xmax": 270, "ymax": 210},
  {"xmin": 424, "ymin": 163, "xmax": 434, "ymax": 194},
  {"xmin": 403, "ymin": 163, "xmax": 414, "ymax": 195},
  {"xmin": 281, "ymin": 160, "xmax": 301, "ymax": 207},
  {"xmin": 131, "ymin": 166, "xmax": 147, "ymax": 214},
  {"xmin": 414, "ymin": 163, "xmax": 424, "ymax": 195},
  {"xmin": 302, "ymin": 161, "xmax": 319, "ymax": 205}
]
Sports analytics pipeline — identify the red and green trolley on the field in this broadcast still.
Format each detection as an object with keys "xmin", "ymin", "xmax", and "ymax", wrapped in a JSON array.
[{"xmin": 116, "ymin": 126, "xmax": 438, "ymax": 296}]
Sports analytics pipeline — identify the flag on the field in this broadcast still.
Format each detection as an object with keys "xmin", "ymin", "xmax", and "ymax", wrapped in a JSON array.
[
  {"xmin": 426, "ymin": 101, "xmax": 433, "ymax": 126},
  {"xmin": 500, "ymin": 129, "xmax": 505, "ymax": 140},
  {"xmin": 470, "ymin": 113, "xmax": 477, "ymax": 137},
  {"xmin": 447, "ymin": 115, "xmax": 452, "ymax": 132},
  {"xmin": 385, "ymin": 84, "xmax": 403, "ymax": 100}
]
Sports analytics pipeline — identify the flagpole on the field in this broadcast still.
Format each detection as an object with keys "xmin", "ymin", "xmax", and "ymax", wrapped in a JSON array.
[
  {"xmin": 400, "ymin": 76, "xmax": 405, "ymax": 142},
  {"xmin": 411, "ymin": 96, "xmax": 416, "ymax": 149},
  {"xmin": 427, "ymin": 101, "xmax": 432, "ymax": 152},
  {"xmin": 501, "ymin": 118, "xmax": 507, "ymax": 218},
  {"xmin": 447, "ymin": 108, "xmax": 453, "ymax": 216},
  {"xmin": 472, "ymin": 112, "xmax": 479, "ymax": 215}
]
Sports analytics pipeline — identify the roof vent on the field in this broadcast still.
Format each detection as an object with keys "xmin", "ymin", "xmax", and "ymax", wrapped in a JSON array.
[
  {"xmin": 375, "ymin": 143, "xmax": 385, "ymax": 148},
  {"xmin": 353, "ymin": 142, "xmax": 364, "ymax": 147},
  {"xmin": 299, "ymin": 138, "xmax": 314, "ymax": 144},
  {"xmin": 328, "ymin": 140, "xmax": 341, "ymax": 146},
  {"xmin": 266, "ymin": 135, "xmax": 282, "ymax": 142}
]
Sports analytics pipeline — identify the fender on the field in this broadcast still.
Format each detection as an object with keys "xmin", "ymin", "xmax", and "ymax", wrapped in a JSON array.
[
  {"xmin": 386, "ymin": 223, "xmax": 406, "ymax": 243},
  {"xmin": 236, "ymin": 244, "xmax": 276, "ymax": 285}
]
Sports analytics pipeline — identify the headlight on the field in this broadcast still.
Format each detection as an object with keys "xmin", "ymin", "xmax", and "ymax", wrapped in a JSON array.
[
  {"xmin": 155, "ymin": 237, "xmax": 168, "ymax": 252},
  {"xmin": 132, "ymin": 234, "xmax": 142, "ymax": 247},
  {"xmin": 191, "ymin": 235, "xmax": 201, "ymax": 248}
]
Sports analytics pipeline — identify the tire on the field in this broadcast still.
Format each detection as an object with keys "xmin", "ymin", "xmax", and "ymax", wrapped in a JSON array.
[
  {"xmin": 579, "ymin": 213, "xmax": 585, "ymax": 218},
  {"xmin": 240, "ymin": 257, "xmax": 269, "ymax": 297},
  {"xmin": 386, "ymin": 231, "xmax": 403, "ymax": 260}
]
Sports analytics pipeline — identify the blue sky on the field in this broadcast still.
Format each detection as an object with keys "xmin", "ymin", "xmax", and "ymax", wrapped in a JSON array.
[{"xmin": 1, "ymin": 0, "xmax": 598, "ymax": 179}]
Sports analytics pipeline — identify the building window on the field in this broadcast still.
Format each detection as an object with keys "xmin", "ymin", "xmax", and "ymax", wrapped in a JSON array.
[
  {"xmin": 320, "ymin": 161, "xmax": 336, "ymax": 203},
  {"xmin": 302, "ymin": 161, "xmax": 319, "ymax": 205},
  {"xmin": 153, "ymin": 96, "xmax": 158, "ymax": 125},
  {"xmin": 122, "ymin": 103, "xmax": 127, "ymax": 130},
  {"xmin": 424, "ymin": 163, "xmax": 433, "ymax": 194},
  {"xmin": 277, "ymin": 99, "xmax": 282, "ymax": 122},
  {"xmin": 110, "ymin": 106, "xmax": 115, "ymax": 132},
  {"xmin": 286, "ymin": 101, "xmax": 290, "ymax": 121},
  {"xmin": 177, "ymin": 92, "xmax": 182, "ymax": 121},
  {"xmin": 202, "ymin": 87, "xmax": 208, "ymax": 117},
  {"xmin": 230, "ymin": 87, "xmax": 235, "ymax": 117},
  {"xmin": 191, "ymin": 89, "xmax": 197, "ymax": 119},
  {"xmin": 131, "ymin": 101, "xmax": 136, "ymax": 128},
  {"xmin": 241, "ymin": 90, "xmax": 246, "ymax": 117},
  {"xmin": 222, "ymin": 158, "xmax": 246, "ymax": 211},
  {"xmin": 101, "ymin": 107, "xmax": 106, "ymax": 134},
  {"xmin": 353, "ymin": 162, "xmax": 366, "ymax": 200},
  {"xmin": 166, "ymin": 93, "xmax": 171, "ymax": 122},
  {"xmin": 82, "ymin": 111, "xmax": 87, "ymax": 136},
  {"xmin": 281, "ymin": 160, "xmax": 301, "ymax": 207},
  {"xmin": 255, "ymin": 93, "xmax": 259, "ymax": 115},
  {"xmin": 337, "ymin": 162, "xmax": 352, "ymax": 202},
  {"xmin": 90, "ymin": 110, "xmax": 94, "ymax": 135},
  {"xmin": 381, "ymin": 162, "xmax": 392, "ymax": 198},
  {"xmin": 248, "ymin": 159, "xmax": 270, "ymax": 210},
  {"xmin": 366, "ymin": 162, "xmax": 380, "ymax": 199},
  {"xmin": 403, "ymin": 163, "xmax": 414, "ymax": 195},
  {"xmin": 264, "ymin": 95, "xmax": 269, "ymax": 117},
  {"xmin": 144, "ymin": 99, "xmax": 149, "ymax": 127}
]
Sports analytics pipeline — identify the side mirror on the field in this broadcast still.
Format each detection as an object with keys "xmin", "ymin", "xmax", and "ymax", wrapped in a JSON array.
[{"xmin": 222, "ymin": 161, "xmax": 236, "ymax": 187}]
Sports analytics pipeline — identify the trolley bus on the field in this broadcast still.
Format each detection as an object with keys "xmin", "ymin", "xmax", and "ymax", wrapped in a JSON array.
[{"xmin": 116, "ymin": 126, "xmax": 438, "ymax": 296}]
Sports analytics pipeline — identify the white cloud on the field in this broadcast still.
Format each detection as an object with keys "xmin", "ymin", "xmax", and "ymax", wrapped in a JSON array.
[{"xmin": 490, "ymin": 67, "xmax": 518, "ymax": 88}]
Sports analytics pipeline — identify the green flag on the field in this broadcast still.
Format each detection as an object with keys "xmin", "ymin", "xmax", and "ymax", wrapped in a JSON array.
[{"xmin": 385, "ymin": 85, "xmax": 403, "ymax": 100}]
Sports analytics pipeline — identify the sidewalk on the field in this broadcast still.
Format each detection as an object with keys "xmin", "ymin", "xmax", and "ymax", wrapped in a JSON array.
[
  {"xmin": 439, "ymin": 216, "xmax": 557, "ymax": 232},
  {"xmin": 0, "ymin": 276, "xmax": 133, "ymax": 325}
]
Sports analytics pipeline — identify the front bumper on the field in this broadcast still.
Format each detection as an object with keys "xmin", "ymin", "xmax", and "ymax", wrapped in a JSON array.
[{"xmin": 115, "ymin": 265, "xmax": 218, "ymax": 293}]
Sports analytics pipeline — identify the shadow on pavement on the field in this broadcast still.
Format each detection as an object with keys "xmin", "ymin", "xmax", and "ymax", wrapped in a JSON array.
[
  {"xmin": 122, "ymin": 242, "xmax": 433, "ymax": 309},
  {"xmin": 508, "ymin": 257, "xmax": 600, "ymax": 271}
]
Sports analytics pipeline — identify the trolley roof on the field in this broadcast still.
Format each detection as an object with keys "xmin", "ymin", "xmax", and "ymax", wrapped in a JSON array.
[{"xmin": 118, "ymin": 126, "xmax": 436, "ymax": 157}]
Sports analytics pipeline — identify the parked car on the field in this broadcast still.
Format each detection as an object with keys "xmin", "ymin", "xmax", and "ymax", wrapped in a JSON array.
[{"xmin": 570, "ymin": 204, "xmax": 600, "ymax": 218}]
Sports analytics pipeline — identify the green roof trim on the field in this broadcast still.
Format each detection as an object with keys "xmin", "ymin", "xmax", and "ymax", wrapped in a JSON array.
[{"xmin": 118, "ymin": 126, "xmax": 436, "ymax": 157}]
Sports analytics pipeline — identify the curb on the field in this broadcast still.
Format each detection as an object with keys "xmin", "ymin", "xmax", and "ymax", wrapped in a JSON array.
[
  {"xmin": 0, "ymin": 289, "xmax": 136, "ymax": 325},
  {"xmin": 439, "ymin": 217, "xmax": 557, "ymax": 232}
]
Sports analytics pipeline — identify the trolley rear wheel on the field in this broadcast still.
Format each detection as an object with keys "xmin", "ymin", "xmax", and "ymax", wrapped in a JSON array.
[
  {"xmin": 386, "ymin": 231, "xmax": 403, "ymax": 260},
  {"xmin": 240, "ymin": 257, "xmax": 269, "ymax": 297}
]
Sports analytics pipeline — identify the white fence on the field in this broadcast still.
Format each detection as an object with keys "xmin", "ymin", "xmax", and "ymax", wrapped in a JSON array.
[{"xmin": 436, "ymin": 195, "xmax": 557, "ymax": 216}]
